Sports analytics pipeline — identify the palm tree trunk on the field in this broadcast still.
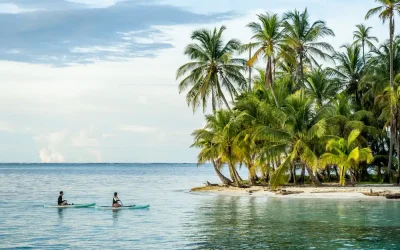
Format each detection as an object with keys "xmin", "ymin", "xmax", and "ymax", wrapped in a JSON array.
[
  {"xmin": 326, "ymin": 166, "xmax": 331, "ymax": 182},
  {"xmin": 377, "ymin": 165, "xmax": 382, "ymax": 181},
  {"xmin": 299, "ymin": 53, "xmax": 305, "ymax": 87},
  {"xmin": 273, "ymin": 55, "xmax": 276, "ymax": 82},
  {"xmin": 362, "ymin": 40, "xmax": 366, "ymax": 66},
  {"xmin": 265, "ymin": 56, "xmax": 279, "ymax": 107},
  {"xmin": 396, "ymin": 108, "xmax": 400, "ymax": 184},
  {"xmin": 228, "ymin": 162, "xmax": 239, "ymax": 186},
  {"xmin": 397, "ymin": 132, "xmax": 400, "ymax": 185},
  {"xmin": 340, "ymin": 166, "xmax": 346, "ymax": 186},
  {"xmin": 248, "ymin": 163, "xmax": 257, "ymax": 186},
  {"xmin": 334, "ymin": 166, "xmax": 339, "ymax": 181},
  {"xmin": 220, "ymin": 88, "xmax": 232, "ymax": 111},
  {"xmin": 234, "ymin": 167, "xmax": 243, "ymax": 182},
  {"xmin": 298, "ymin": 164, "xmax": 305, "ymax": 184},
  {"xmin": 306, "ymin": 166, "xmax": 322, "ymax": 186},
  {"xmin": 228, "ymin": 164, "xmax": 236, "ymax": 182},
  {"xmin": 288, "ymin": 164, "xmax": 294, "ymax": 183},
  {"xmin": 387, "ymin": 17, "xmax": 395, "ymax": 182},
  {"xmin": 211, "ymin": 159, "xmax": 233, "ymax": 185}
]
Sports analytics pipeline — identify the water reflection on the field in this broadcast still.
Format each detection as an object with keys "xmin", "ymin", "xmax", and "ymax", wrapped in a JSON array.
[
  {"xmin": 112, "ymin": 210, "xmax": 120, "ymax": 225},
  {"xmin": 184, "ymin": 197, "xmax": 400, "ymax": 250},
  {"xmin": 57, "ymin": 208, "xmax": 64, "ymax": 221}
]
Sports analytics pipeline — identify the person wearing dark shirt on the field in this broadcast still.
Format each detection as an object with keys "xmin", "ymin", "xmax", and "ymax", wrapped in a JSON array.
[
  {"xmin": 113, "ymin": 192, "xmax": 122, "ymax": 207},
  {"xmin": 58, "ymin": 191, "xmax": 67, "ymax": 206}
]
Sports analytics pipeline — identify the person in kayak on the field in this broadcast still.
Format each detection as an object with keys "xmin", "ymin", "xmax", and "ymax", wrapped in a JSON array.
[
  {"xmin": 58, "ymin": 191, "xmax": 68, "ymax": 206},
  {"xmin": 113, "ymin": 192, "xmax": 122, "ymax": 207}
]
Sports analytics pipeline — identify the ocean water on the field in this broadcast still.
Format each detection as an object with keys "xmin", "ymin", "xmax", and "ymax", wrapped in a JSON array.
[{"xmin": 0, "ymin": 163, "xmax": 399, "ymax": 250}]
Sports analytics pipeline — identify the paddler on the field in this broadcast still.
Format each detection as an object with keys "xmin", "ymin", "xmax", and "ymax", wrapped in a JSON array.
[
  {"xmin": 113, "ymin": 192, "xmax": 122, "ymax": 207},
  {"xmin": 58, "ymin": 191, "xmax": 68, "ymax": 206}
]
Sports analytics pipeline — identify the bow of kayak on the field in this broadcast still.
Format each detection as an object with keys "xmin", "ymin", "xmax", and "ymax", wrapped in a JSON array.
[
  {"xmin": 95, "ymin": 205, "xmax": 150, "ymax": 210},
  {"xmin": 44, "ymin": 203, "xmax": 96, "ymax": 208}
]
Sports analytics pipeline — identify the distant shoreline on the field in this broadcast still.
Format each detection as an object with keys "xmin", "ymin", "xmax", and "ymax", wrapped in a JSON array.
[{"xmin": 190, "ymin": 185, "xmax": 400, "ymax": 200}]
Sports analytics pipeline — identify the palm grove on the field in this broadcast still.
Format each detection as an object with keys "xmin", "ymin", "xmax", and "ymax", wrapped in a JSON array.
[{"xmin": 177, "ymin": 1, "xmax": 400, "ymax": 188}]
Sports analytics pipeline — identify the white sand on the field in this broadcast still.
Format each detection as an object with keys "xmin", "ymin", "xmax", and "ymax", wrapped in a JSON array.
[{"xmin": 191, "ymin": 185, "xmax": 400, "ymax": 200}]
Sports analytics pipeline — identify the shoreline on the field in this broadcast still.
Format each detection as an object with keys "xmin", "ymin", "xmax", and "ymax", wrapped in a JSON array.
[{"xmin": 190, "ymin": 184, "xmax": 400, "ymax": 200}]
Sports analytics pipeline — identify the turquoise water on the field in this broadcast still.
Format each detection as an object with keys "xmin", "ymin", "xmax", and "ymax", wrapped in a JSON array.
[{"xmin": 0, "ymin": 164, "xmax": 399, "ymax": 249}]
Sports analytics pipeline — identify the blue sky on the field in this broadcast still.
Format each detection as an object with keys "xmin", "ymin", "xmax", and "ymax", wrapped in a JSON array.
[{"xmin": 0, "ymin": 0, "xmax": 390, "ymax": 162}]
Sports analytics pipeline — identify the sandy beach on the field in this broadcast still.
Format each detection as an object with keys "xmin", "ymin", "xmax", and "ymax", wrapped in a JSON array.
[{"xmin": 191, "ymin": 185, "xmax": 400, "ymax": 200}]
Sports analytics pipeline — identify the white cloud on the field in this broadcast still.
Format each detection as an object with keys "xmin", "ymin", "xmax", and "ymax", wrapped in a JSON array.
[
  {"xmin": 71, "ymin": 45, "xmax": 125, "ymax": 54},
  {"xmin": 119, "ymin": 125, "xmax": 159, "ymax": 134},
  {"xmin": 68, "ymin": 0, "xmax": 120, "ymax": 8},
  {"xmin": 0, "ymin": 3, "xmax": 32, "ymax": 13},
  {"xmin": 39, "ymin": 148, "xmax": 65, "ymax": 163},
  {"xmin": 33, "ymin": 130, "xmax": 104, "ymax": 162},
  {"xmin": 34, "ymin": 131, "xmax": 67, "ymax": 163}
]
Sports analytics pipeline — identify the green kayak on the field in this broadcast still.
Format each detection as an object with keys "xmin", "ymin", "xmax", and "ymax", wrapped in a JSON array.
[
  {"xmin": 95, "ymin": 205, "xmax": 150, "ymax": 210},
  {"xmin": 44, "ymin": 203, "xmax": 96, "ymax": 208}
]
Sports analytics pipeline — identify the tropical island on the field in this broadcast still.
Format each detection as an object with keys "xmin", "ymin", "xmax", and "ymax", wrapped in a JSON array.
[{"xmin": 177, "ymin": 1, "xmax": 400, "ymax": 198}]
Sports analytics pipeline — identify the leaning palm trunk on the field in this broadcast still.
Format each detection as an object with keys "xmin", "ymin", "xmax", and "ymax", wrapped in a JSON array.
[
  {"xmin": 306, "ymin": 165, "xmax": 322, "ymax": 186},
  {"xmin": 227, "ymin": 161, "xmax": 242, "ymax": 187},
  {"xmin": 228, "ymin": 164, "xmax": 237, "ymax": 184},
  {"xmin": 211, "ymin": 159, "xmax": 233, "ymax": 185},
  {"xmin": 235, "ymin": 167, "xmax": 243, "ymax": 182},
  {"xmin": 298, "ymin": 164, "xmax": 306, "ymax": 183},
  {"xmin": 248, "ymin": 163, "xmax": 258, "ymax": 186}
]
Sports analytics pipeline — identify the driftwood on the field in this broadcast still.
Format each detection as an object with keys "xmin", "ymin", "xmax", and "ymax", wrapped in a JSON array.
[
  {"xmin": 204, "ymin": 181, "xmax": 219, "ymax": 187},
  {"xmin": 385, "ymin": 193, "xmax": 400, "ymax": 199},
  {"xmin": 363, "ymin": 192, "xmax": 385, "ymax": 197},
  {"xmin": 362, "ymin": 189, "xmax": 400, "ymax": 199},
  {"xmin": 275, "ymin": 189, "xmax": 304, "ymax": 195}
]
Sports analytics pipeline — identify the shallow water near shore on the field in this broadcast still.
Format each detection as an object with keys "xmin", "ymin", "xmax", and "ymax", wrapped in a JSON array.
[{"xmin": 0, "ymin": 163, "xmax": 399, "ymax": 249}]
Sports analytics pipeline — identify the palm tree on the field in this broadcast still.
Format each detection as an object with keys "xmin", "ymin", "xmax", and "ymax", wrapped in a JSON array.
[
  {"xmin": 330, "ymin": 44, "xmax": 365, "ymax": 106},
  {"xmin": 363, "ymin": 37, "xmax": 400, "ymax": 99},
  {"xmin": 320, "ymin": 130, "xmax": 374, "ymax": 186},
  {"xmin": 304, "ymin": 67, "xmax": 341, "ymax": 108},
  {"xmin": 363, "ymin": 38, "xmax": 400, "ymax": 182},
  {"xmin": 282, "ymin": 8, "xmax": 335, "ymax": 88},
  {"xmin": 366, "ymin": 0, "xmax": 400, "ymax": 180},
  {"xmin": 193, "ymin": 110, "xmax": 244, "ymax": 186},
  {"xmin": 177, "ymin": 26, "xmax": 247, "ymax": 112},
  {"xmin": 254, "ymin": 90, "xmax": 329, "ymax": 188},
  {"xmin": 246, "ymin": 13, "xmax": 283, "ymax": 107},
  {"xmin": 191, "ymin": 129, "xmax": 233, "ymax": 185},
  {"xmin": 353, "ymin": 24, "xmax": 379, "ymax": 65},
  {"xmin": 375, "ymin": 85, "xmax": 400, "ymax": 183}
]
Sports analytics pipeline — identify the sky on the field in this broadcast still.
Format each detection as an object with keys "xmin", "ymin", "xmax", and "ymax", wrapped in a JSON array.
[{"xmin": 0, "ymin": 0, "xmax": 391, "ymax": 163}]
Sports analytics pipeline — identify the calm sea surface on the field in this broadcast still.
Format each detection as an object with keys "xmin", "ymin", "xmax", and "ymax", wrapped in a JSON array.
[{"xmin": 0, "ymin": 163, "xmax": 399, "ymax": 249}]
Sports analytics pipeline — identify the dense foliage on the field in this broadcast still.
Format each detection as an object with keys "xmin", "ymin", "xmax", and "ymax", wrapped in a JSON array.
[{"xmin": 177, "ymin": 4, "xmax": 400, "ymax": 187}]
